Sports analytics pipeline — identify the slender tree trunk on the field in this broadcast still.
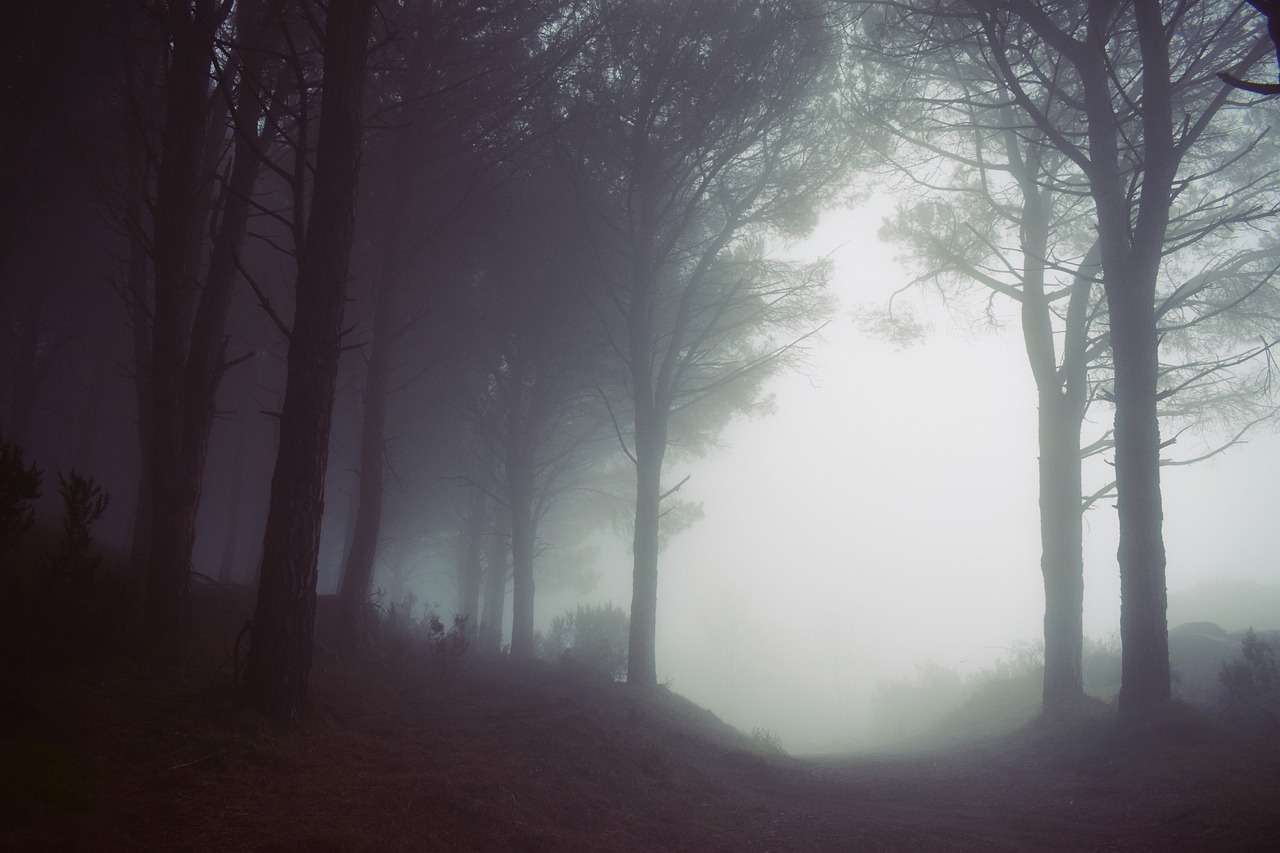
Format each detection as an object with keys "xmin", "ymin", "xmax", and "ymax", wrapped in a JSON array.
[
  {"xmin": 457, "ymin": 485, "xmax": 487, "ymax": 638},
  {"xmin": 217, "ymin": 414, "xmax": 249, "ymax": 584},
  {"xmin": 508, "ymin": 469, "xmax": 536, "ymax": 658},
  {"xmin": 243, "ymin": 0, "xmax": 375, "ymax": 724},
  {"xmin": 479, "ymin": 519, "xmax": 509, "ymax": 655},
  {"xmin": 145, "ymin": 0, "xmax": 217, "ymax": 641},
  {"xmin": 334, "ymin": 137, "xmax": 411, "ymax": 655},
  {"xmin": 1014, "ymin": 172, "xmax": 1092, "ymax": 711},
  {"xmin": 627, "ymin": 404, "xmax": 668, "ymax": 687}
]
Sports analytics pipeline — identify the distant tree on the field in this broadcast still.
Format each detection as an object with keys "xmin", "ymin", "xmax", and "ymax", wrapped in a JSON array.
[
  {"xmin": 556, "ymin": 0, "xmax": 848, "ymax": 685},
  {"xmin": 453, "ymin": 162, "xmax": 617, "ymax": 659},
  {"xmin": 243, "ymin": 0, "xmax": 376, "ymax": 724},
  {"xmin": 332, "ymin": 0, "xmax": 581, "ymax": 655}
]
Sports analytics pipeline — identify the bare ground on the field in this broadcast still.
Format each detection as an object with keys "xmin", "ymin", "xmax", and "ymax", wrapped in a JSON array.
[{"xmin": 3, "ymin": 587, "xmax": 1279, "ymax": 851}]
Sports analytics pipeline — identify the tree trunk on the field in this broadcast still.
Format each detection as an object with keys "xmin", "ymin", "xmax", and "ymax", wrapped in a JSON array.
[
  {"xmin": 217, "ymin": 414, "xmax": 249, "ymax": 584},
  {"xmin": 1085, "ymin": 0, "xmax": 1174, "ymax": 719},
  {"xmin": 479, "ymin": 521, "xmax": 509, "ymax": 655},
  {"xmin": 333, "ymin": 127, "xmax": 412, "ymax": 655},
  {"xmin": 627, "ymin": 405, "xmax": 668, "ymax": 687},
  {"xmin": 1014, "ymin": 175, "xmax": 1092, "ymax": 712},
  {"xmin": 243, "ymin": 0, "xmax": 375, "ymax": 724},
  {"xmin": 457, "ymin": 485, "xmax": 487, "ymax": 638},
  {"xmin": 144, "ymin": 0, "xmax": 218, "ymax": 642},
  {"xmin": 1038, "ymin": 391, "xmax": 1086, "ymax": 708},
  {"xmin": 1108, "ymin": 275, "xmax": 1170, "ymax": 715},
  {"xmin": 508, "ymin": 472, "xmax": 536, "ymax": 658}
]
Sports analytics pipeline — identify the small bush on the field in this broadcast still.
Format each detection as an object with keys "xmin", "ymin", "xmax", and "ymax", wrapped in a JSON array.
[
  {"xmin": 750, "ymin": 726, "xmax": 785, "ymax": 754},
  {"xmin": 540, "ymin": 602, "xmax": 629, "ymax": 681},
  {"xmin": 427, "ymin": 613, "xmax": 468, "ymax": 657},
  {"xmin": 1220, "ymin": 629, "xmax": 1280, "ymax": 720},
  {"xmin": 0, "ymin": 439, "xmax": 41, "ymax": 557},
  {"xmin": 49, "ymin": 470, "xmax": 109, "ymax": 582}
]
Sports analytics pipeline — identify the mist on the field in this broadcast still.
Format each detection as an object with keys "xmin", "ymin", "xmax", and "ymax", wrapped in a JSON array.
[{"xmin": 6, "ymin": 1, "xmax": 1280, "ymax": 848}]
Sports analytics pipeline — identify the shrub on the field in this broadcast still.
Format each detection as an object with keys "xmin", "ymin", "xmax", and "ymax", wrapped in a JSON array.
[
  {"xmin": 49, "ymin": 470, "xmax": 109, "ymax": 581},
  {"xmin": 0, "ymin": 439, "xmax": 41, "ymax": 557},
  {"xmin": 1220, "ymin": 629, "xmax": 1280, "ymax": 719},
  {"xmin": 540, "ymin": 602, "xmax": 629, "ymax": 680}
]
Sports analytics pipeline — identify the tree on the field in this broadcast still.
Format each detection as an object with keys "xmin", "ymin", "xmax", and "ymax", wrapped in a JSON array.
[
  {"xmin": 452, "ymin": 162, "xmax": 616, "ymax": 658},
  {"xmin": 134, "ymin": 0, "xmax": 299, "ymax": 641},
  {"xmin": 852, "ymin": 0, "xmax": 1275, "ymax": 718},
  {"xmin": 850, "ymin": 1, "xmax": 1280, "ymax": 711},
  {"xmin": 557, "ymin": 0, "xmax": 847, "ymax": 685},
  {"xmin": 331, "ymin": 0, "xmax": 578, "ymax": 654},
  {"xmin": 243, "ymin": 0, "xmax": 376, "ymax": 724}
]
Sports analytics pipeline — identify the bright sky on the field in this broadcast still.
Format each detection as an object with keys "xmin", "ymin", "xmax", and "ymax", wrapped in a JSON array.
[{"xmin": 557, "ymin": 198, "xmax": 1280, "ymax": 752}]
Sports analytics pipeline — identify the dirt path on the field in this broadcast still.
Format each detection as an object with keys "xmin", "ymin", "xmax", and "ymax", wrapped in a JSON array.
[{"xmin": 3, "ymin": 654, "xmax": 1279, "ymax": 851}]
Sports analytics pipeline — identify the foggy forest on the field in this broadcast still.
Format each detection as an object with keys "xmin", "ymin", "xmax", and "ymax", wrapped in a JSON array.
[{"xmin": 4, "ymin": 0, "xmax": 1280, "ymax": 849}]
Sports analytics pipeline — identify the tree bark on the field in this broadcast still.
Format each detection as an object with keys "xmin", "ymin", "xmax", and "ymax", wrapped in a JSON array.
[
  {"xmin": 144, "ymin": 0, "xmax": 218, "ymax": 641},
  {"xmin": 1038, "ymin": 390, "xmax": 1086, "ymax": 707},
  {"xmin": 627, "ymin": 402, "xmax": 668, "ymax": 687},
  {"xmin": 243, "ymin": 0, "xmax": 375, "ymax": 724},
  {"xmin": 508, "ymin": 467, "xmax": 537, "ymax": 658},
  {"xmin": 333, "ymin": 122, "xmax": 414, "ymax": 655},
  {"xmin": 479, "ymin": 518, "xmax": 509, "ymax": 655},
  {"xmin": 1098, "ymin": 0, "xmax": 1174, "ymax": 718},
  {"xmin": 457, "ymin": 485, "xmax": 487, "ymax": 638}
]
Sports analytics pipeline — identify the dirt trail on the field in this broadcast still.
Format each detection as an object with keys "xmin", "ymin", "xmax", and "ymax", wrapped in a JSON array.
[{"xmin": 3, "ymin": 650, "xmax": 1279, "ymax": 851}]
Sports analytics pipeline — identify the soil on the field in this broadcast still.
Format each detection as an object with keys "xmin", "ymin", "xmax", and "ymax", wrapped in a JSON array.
[{"xmin": 3, "ymin": 586, "xmax": 1279, "ymax": 851}]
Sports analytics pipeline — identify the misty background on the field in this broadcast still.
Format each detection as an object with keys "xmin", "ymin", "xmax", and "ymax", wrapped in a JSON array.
[{"xmin": 5, "ymin": 0, "xmax": 1280, "ymax": 755}]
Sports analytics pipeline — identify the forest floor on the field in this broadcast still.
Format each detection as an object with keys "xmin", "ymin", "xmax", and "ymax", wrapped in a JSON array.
[{"xmin": 3, "ymin": 582, "xmax": 1280, "ymax": 851}]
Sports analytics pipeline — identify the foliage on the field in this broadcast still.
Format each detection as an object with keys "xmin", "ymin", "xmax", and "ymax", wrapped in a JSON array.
[
  {"xmin": 873, "ymin": 643, "xmax": 1055, "ymax": 744},
  {"xmin": 539, "ymin": 602, "xmax": 629, "ymax": 681},
  {"xmin": 0, "ymin": 438, "xmax": 41, "ymax": 557},
  {"xmin": 749, "ymin": 726, "xmax": 785, "ymax": 755},
  {"xmin": 423, "ymin": 613, "xmax": 469, "ymax": 681},
  {"xmin": 1219, "ymin": 629, "xmax": 1280, "ymax": 719},
  {"xmin": 49, "ymin": 470, "xmax": 109, "ymax": 581}
]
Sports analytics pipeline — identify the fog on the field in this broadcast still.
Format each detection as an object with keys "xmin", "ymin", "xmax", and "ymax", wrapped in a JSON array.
[{"xmin": 530, "ymin": 201, "xmax": 1280, "ymax": 753}]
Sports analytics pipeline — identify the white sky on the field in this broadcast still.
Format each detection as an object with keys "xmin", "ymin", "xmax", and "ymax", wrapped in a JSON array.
[{"xmin": 556, "ymin": 199, "xmax": 1280, "ymax": 752}]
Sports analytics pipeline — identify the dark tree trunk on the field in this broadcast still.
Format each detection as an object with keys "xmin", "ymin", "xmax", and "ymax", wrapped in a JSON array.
[
  {"xmin": 1091, "ymin": 0, "xmax": 1174, "ymax": 719},
  {"xmin": 144, "ymin": 0, "xmax": 218, "ymax": 641},
  {"xmin": 479, "ymin": 520, "xmax": 509, "ymax": 655},
  {"xmin": 334, "ymin": 132, "xmax": 412, "ymax": 654},
  {"xmin": 1108, "ymin": 274, "xmax": 1170, "ymax": 715},
  {"xmin": 627, "ymin": 405, "xmax": 668, "ymax": 687},
  {"xmin": 333, "ymin": 301, "xmax": 391, "ymax": 654},
  {"xmin": 217, "ymin": 414, "xmax": 249, "ymax": 584},
  {"xmin": 146, "ymin": 0, "xmax": 275, "ymax": 641},
  {"xmin": 457, "ymin": 485, "xmax": 487, "ymax": 638},
  {"xmin": 508, "ymin": 470, "xmax": 536, "ymax": 658},
  {"xmin": 243, "ymin": 0, "xmax": 375, "ymax": 725},
  {"xmin": 124, "ymin": 51, "xmax": 155, "ymax": 578}
]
